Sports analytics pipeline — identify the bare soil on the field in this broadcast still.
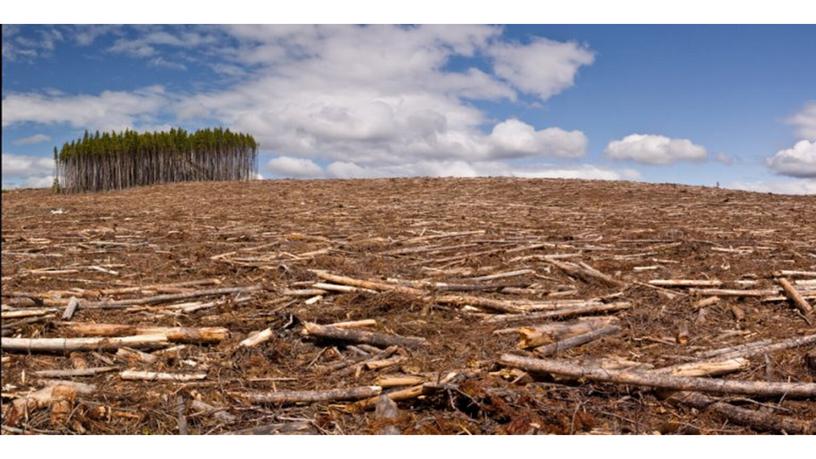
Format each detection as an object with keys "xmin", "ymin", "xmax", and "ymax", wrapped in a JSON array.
[{"xmin": 1, "ymin": 178, "xmax": 814, "ymax": 435}]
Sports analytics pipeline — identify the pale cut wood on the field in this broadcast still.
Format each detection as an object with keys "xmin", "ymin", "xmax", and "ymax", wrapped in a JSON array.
[
  {"xmin": 354, "ymin": 384, "xmax": 425, "ymax": 410},
  {"xmin": 668, "ymin": 391, "xmax": 814, "ymax": 434},
  {"xmin": 302, "ymin": 322, "xmax": 427, "ymax": 348},
  {"xmin": 546, "ymin": 259, "xmax": 624, "ymax": 287},
  {"xmin": 483, "ymin": 301, "xmax": 632, "ymax": 324},
  {"xmin": 778, "ymin": 277, "xmax": 814, "ymax": 319},
  {"xmin": 533, "ymin": 325, "xmax": 621, "ymax": 356},
  {"xmin": 57, "ymin": 323, "xmax": 229, "ymax": 343},
  {"xmin": 2, "ymin": 334, "xmax": 169, "ymax": 352},
  {"xmin": 61, "ymin": 297, "xmax": 79, "ymax": 320},
  {"xmin": 468, "ymin": 269, "xmax": 535, "ymax": 282},
  {"xmin": 83, "ymin": 285, "xmax": 262, "ymax": 308},
  {"xmin": 517, "ymin": 317, "xmax": 618, "ymax": 349},
  {"xmin": 328, "ymin": 319, "xmax": 377, "ymax": 329},
  {"xmin": 696, "ymin": 334, "xmax": 816, "ymax": 360},
  {"xmin": 499, "ymin": 354, "xmax": 816, "ymax": 397},
  {"xmin": 657, "ymin": 358, "xmax": 750, "ymax": 377},
  {"xmin": 239, "ymin": 328, "xmax": 273, "ymax": 347},
  {"xmin": 33, "ymin": 366, "xmax": 118, "ymax": 378},
  {"xmin": 119, "ymin": 370, "xmax": 207, "ymax": 381},
  {"xmin": 433, "ymin": 294, "xmax": 525, "ymax": 314},
  {"xmin": 649, "ymin": 279, "xmax": 722, "ymax": 288},
  {"xmin": 375, "ymin": 375, "xmax": 426, "ymax": 388},
  {"xmin": 283, "ymin": 288, "xmax": 328, "ymax": 297},
  {"xmin": 776, "ymin": 270, "xmax": 816, "ymax": 278},
  {"xmin": 1, "ymin": 308, "xmax": 57, "ymax": 319},
  {"xmin": 311, "ymin": 271, "xmax": 423, "ymax": 296},
  {"xmin": 690, "ymin": 288, "xmax": 779, "ymax": 297},
  {"xmin": 245, "ymin": 385, "xmax": 382, "ymax": 404}
]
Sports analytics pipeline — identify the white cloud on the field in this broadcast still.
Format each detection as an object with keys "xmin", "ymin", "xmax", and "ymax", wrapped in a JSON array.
[
  {"xmin": 322, "ymin": 159, "xmax": 632, "ymax": 181},
  {"xmin": 2, "ymin": 152, "xmax": 54, "ymax": 177},
  {"xmin": 788, "ymin": 102, "xmax": 816, "ymax": 140},
  {"xmin": 488, "ymin": 119, "xmax": 586, "ymax": 159},
  {"xmin": 12, "ymin": 133, "xmax": 51, "ymax": 145},
  {"xmin": 266, "ymin": 156, "xmax": 324, "ymax": 178},
  {"xmin": 2, "ymin": 153, "xmax": 55, "ymax": 189},
  {"xmin": 2, "ymin": 86, "xmax": 168, "ymax": 131},
  {"xmin": 728, "ymin": 178, "xmax": 816, "ymax": 196},
  {"xmin": 487, "ymin": 37, "xmax": 594, "ymax": 100},
  {"xmin": 2, "ymin": 25, "xmax": 64, "ymax": 61},
  {"xmin": 766, "ymin": 140, "xmax": 816, "ymax": 178},
  {"xmin": 175, "ymin": 26, "xmax": 591, "ymax": 170},
  {"xmin": 605, "ymin": 134, "xmax": 708, "ymax": 165}
]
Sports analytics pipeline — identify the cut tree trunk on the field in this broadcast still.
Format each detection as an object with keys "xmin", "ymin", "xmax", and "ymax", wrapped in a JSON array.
[
  {"xmin": 668, "ymin": 391, "xmax": 814, "ymax": 434},
  {"xmin": 778, "ymin": 277, "xmax": 814, "ymax": 320},
  {"xmin": 532, "ymin": 325, "xmax": 621, "ymax": 356},
  {"xmin": 57, "ymin": 323, "xmax": 229, "ymax": 344},
  {"xmin": 2, "ymin": 334, "xmax": 169, "ymax": 352},
  {"xmin": 302, "ymin": 322, "xmax": 427, "ymax": 348},
  {"xmin": 245, "ymin": 386, "xmax": 382, "ymax": 405},
  {"xmin": 499, "ymin": 354, "xmax": 816, "ymax": 397}
]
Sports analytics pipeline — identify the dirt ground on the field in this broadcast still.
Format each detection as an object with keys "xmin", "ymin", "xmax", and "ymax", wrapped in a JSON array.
[{"xmin": 2, "ymin": 177, "xmax": 815, "ymax": 435}]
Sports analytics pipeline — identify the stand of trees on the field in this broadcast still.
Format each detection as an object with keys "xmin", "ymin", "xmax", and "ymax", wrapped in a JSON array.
[{"xmin": 55, "ymin": 128, "xmax": 258, "ymax": 193}]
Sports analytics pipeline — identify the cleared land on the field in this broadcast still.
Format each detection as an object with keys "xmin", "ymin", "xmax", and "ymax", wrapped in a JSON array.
[{"xmin": 1, "ymin": 177, "xmax": 815, "ymax": 434}]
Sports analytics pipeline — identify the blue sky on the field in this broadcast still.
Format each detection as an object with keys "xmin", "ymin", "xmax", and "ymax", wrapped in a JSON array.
[{"xmin": 2, "ymin": 25, "xmax": 815, "ymax": 193}]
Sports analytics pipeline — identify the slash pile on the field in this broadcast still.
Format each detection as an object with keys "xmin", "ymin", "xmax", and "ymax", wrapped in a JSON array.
[{"xmin": 2, "ymin": 177, "xmax": 815, "ymax": 434}]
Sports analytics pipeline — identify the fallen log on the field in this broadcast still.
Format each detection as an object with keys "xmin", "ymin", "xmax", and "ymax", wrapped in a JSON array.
[
  {"xmin": 302, "ymin": 322, "xmax": 427, "ymax": 348},
  {"xmin": 119, "ymin": 370, "xmax": 207, "ymax": 381},
  {"xmin": 311, "ymin": 271, "xmax": 423, "ymax": 296},
  {"xmin": 668, "ymin": 391, "xmax": 814, "ymax": 434},
  {"xmin": 517, "ymin": 317, "xmax": 618, "ymax": 349},
  {"xmin": 483, "ymin": 302, "xmax": 632, "ymax": 324},
  {"xmin": 373, "ymin": 395, "xmax": 401, "ymax": 435},
  {"xmin": 778, "ymin": 278, "xmax": 814, "ymax": 320},
  {"xmin": 61, "ymin": 297, "xmax": 79, "ymax": 320},
  {"xmin": 649, "ymin": 279, "xmax": 723, "ymax": 288},
  {"xmin": 33, "ymin": 366, "xmax": 118, "ymax": 378},
  {"xmin": 245, "ymin": 385, "xmax": 382, "ymax": 405},
  {"xmin": 6, "ymin": 380, "xmax": 96, "ymax": 427},
  {"xmin": 56, "ymin": 323, "xmax": 229, "ymax": 344},
  {"xmin": 82, "ymin": 285, "xmax": 262, "ymax": 308},
  {"xmin": 239, "ymin": 328, "xmax": 273, "ymax": 348},
  {"xmin": 499, "ymin": 354, "xmax": 816, "ymax": 397},
  {"xmin": 116, "ymin": 347, "xmax": 158, "ymax": 364},
  {"xmin": 657, "ymin": 358, "xmax": 750, "ymax": 377},
  {"xmin": 696, "ymin": 334, "xmax": 816, "ymax": 360},
  {"xmin": 433, "ymin": 294, "xmax": 525, "ymax": 314},
  {"xmin": 375, "ymin": 375, "xmax": 426, "ymax": 388},
  {"xmin": 2, "ymin": 334, "xmax": 169, "ymax": 352},
  {"xmin": 546, "ymin": 259, "xmax": 624, "ymax": 287},
  {"xmin": 690, "ymin": 288, "xmax": 779, "ymax": 297},
  {"xmin": 533, "ymin": 325, "xmax": 622, "ymax": 356}
]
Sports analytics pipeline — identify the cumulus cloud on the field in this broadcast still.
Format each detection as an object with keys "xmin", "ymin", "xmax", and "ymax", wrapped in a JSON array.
[
  {"xmin": 729, "ymin": 178, "xmax": 816, "ymax": 196},
  {"xmin": 766, "ymin": 140, "xmax": 816, "ymax": 178},
  {"xmin": 488, "ymin": 119, "xmax": 586, "ymax": 159},
  {"xmin": 266, "ymin": 156, "xmax": 324, "ymax": 178},
  {"xmin": 788, "ymin": 102, "xmax": 816, "ymax": 140},
  {"xmin": 2, "ymin": 86, "xmax": 168, "ymax": 131},
  {"xmin": 2, "ymin": 152, "xmax": 55, "ymax": 189},
  {"xmin": 605, "ymin": 134, "xmax": 708, "ymax": 165},
  {"xmin": 487, "ymin": 37, "xmax": 594, "ymax": 100},
  {"xmin": 12, "ymin": 133, "xmax": 51, "ymax": 145}
]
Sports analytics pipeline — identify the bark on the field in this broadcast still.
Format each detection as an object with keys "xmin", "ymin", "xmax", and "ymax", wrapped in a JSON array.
[
  {"xmin": 499, "ymin": 354, "xmax": 816, "ymax": 397},
  {"xmin": 375, "ymin": 375, "xmax": 426, "ymax": 388},
  {"xmin": 61, "ymin": 297, "xmax": 80, "ymax": 320},
  {"xmin": 517, "ymin": 317, "xmax": 618, "ymax": 349},
  {"xmin": 532, "ymin": 325, "xmax": 622, "ymax": 356},
  {"xmin": 33, "ymin": 366, "xmax": 118, "ymax": 378},
  {"xmin": 690, "ymin": 288, "xmax": 779, "ymax": 297},
  {"xmin": 190, "ymin": 399, "xmax": 237, "ymax": 423},
  {"xmin": 2, "ymin": 334, "xmax": 169, "ymax": 352},
  {"xmin": 82, "ymin": 285, "xmax": 262, "ymax": 308},
  {"xmin": 656, "ymin": 358, "xmax": 750, "ymax": 377},
  {"xmin": 57, "ymin": 323, "xmax": 229, "ymax": 344},
  {"xmin": 119, "ymin": 370, "xmax": 207, "ymax": 381},
  {"xmin": 778, "ymin": 277, "xmax": 814, "ymax": 318},
  {"xmin": 245, "ymin": 385, "xmax": 382, "ymax": 404},
  {"xmin": 696, "ymin": 334, "xmax": 816, "ymax": 360},
  {"xmin": 484, "ymin": 301, "xmax": 632, "ymax": 324},
  {"xmin": 239, "ymin": 328, "xmax": 273, "ymax": 347},
  {"xmin": 302, "ymin": 322, "xmax": 427, "ymax": 348},
  {"xmin": 668, "ymin": 391, "xmax": 814, "ymax": 434}
]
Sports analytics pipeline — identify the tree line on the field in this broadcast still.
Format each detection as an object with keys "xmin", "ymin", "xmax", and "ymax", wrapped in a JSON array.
[{"xmin": 55, "ymin": 128, "xmax": 258, "ymax": 193}]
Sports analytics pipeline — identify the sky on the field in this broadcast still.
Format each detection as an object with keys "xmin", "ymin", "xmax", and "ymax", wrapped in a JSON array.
[{"xmin": 2, "ymin": 24, "xmax": 815, "ymax": 193}]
